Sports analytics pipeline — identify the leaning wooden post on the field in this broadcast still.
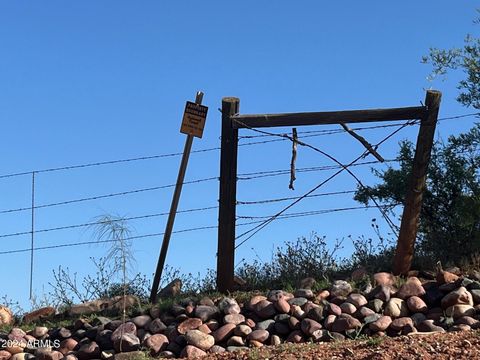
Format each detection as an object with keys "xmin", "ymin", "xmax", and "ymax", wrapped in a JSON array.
[
  {"xmin": 217, "ymin": 97, "xmax": 239, "ymax": 292},
  {"xmin": 393, "ymin": 90, "xmax": 441, "ymax": 275}
]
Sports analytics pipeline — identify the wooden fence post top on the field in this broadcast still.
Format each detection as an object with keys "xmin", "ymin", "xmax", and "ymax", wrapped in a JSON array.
[
  {"xmin": 426, "ymin": 89, "xmax": 442, "ymax": 96},
  {"xmin": 425, "ymin": 90, "xmax": 442, "ymax": 114},
  {"xmin": 222, "ymin": 97, "xmax": 240, "ymax": 103}
]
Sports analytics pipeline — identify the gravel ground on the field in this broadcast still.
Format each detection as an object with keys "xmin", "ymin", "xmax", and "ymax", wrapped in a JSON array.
[{"xmin": 201, "ymin": 330, "xmax": 480, "ymax": 360}]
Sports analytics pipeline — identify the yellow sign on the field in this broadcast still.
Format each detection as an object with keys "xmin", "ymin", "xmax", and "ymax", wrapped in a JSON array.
[{"xmin": 180, "ymin": 101, "xmax": 208, "ymax": 138}]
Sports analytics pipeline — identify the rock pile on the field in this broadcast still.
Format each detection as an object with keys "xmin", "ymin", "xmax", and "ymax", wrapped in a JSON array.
[{"xmin": 1, "ymin": 271, "xmax": 480, "ymax": 359}]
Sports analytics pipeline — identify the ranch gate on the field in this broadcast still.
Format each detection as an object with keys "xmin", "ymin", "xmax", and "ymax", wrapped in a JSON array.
[{"xmin": 217, "ymin": 90, "xmax": 441, "ymax": 292}]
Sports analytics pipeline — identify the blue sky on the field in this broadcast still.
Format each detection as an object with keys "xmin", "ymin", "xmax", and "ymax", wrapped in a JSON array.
[{"xmin": 0, "ymin": 1, "xmax": 478, "ymax": 308}]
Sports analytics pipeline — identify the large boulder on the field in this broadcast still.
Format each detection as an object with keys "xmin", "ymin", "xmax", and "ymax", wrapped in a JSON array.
[
  {"xmin": 445, "ymin": 305, "xmax": 475, "ymax": 319},
  {"xmin": 436, "ymin": 263, "xmax": 459, "ymax": 285},
  {"xmin": 68, "ymin": 296, "xmax": 140, "ymax": 316},
  {"xmin": 111, "ymin": 322, "xmax": 137, "ymax": 342},
  {"xmin": 194, "ymin": 305, "xmax": 219, "ymax": 322},
  {"xmin": 0, "ymin": 351, "xmax": 12, "ymax": 360},
  {"xmin": 157, "ymin": 279, "xmax": 182, "ymax": 298},
  {"xmin": 179, "ymin": 345, "xmax": 206, "ymax": 358},
  {"xmin": 331, "ymin": 314, "xmax": 361, "ymax": 333},
  {"xmin": 373, "ymin": 272, "xmax": 396, "ymax": 287},
  {"xmin": 23, "ymin": 307, "xmax": 55, "ymax": 324},
  {"xmin": 218, "ymin": 298, "xmax": 240, "ymax": 315},
  {"xmin": 330, "ymin": 280, "xmax": 352, "ymax": 298},
  {"xmin": 346, "ymin": 294, "xmax": 367, "ymax": 308},
  {"xmin": 395, "ymin": 277, "xmax": 425, "ymax": 300},
  {"xmin": 0, "ymin": 306, "xmax": 13, "ymax": 326},
  {"xmin": 441, "ymin": 287, "xmax": 473, "ymax": 309},
  {"xmin": 390, "ymin": 317, "xmax": 414, "ymax": 331},
  {"xmin": 77, "ymin": 341, "xmax": 101, "ymax": 360},
  {"xmin": 247, "ymin": 329, "xmax": 269, "ymax": 343},
  {"xmin": 254, "ymin": 300, "xmax": 276, "ymax": 319},
  {"xmin": 184, "ymin": 330, "xmax": 214, "ymax": 351},
  {"xmin": 177, "ymin": 318, "xmax": 202, "ymax": 334},
  {"xmin": 369, "ymin": 315, "xmax": 392, "ymax": 332},
  {"xmin": 113, "ymin": 333, "xmax": 140, "ymax": 353},
  {"xmin": 407, "ymin": 296, "xmax": 428, "ymax": 313},
  {"xmin": 384, "ymin": 298, "xmax": 409, "ymax": 318},
  {"xmin": 213, "ymin": 324, "xmax": 236, "ymax": 343}
]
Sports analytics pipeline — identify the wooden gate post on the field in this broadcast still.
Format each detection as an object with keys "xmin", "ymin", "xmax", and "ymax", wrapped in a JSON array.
[
  {"xmin": 393, "ymin": 90, "xmax": 442, "ymax": 275},
  {"xmin": 217, "ymin": 97, "xmax": 239, "ymax": 292}
]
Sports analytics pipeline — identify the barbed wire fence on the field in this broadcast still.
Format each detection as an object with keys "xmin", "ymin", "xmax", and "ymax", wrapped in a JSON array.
[{"xmin": 0, "ymin": 111, "xmax": 478, "ymax": 301}]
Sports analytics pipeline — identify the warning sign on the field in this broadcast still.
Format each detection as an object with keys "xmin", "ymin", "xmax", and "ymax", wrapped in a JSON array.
[{"xmin": 180, "ymin": 101, "xmax": 208, "ymax": 138}]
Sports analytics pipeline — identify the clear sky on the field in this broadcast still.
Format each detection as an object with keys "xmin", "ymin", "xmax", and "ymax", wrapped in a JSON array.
[{"xmin": 0, "ymin": 1, "xmax": 478, "ymax": 309}]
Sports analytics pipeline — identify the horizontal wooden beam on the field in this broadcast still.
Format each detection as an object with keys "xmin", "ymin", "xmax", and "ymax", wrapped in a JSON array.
[{"xmin": 231, "ymin": 106, "xmax": 427, "ymax": 129}]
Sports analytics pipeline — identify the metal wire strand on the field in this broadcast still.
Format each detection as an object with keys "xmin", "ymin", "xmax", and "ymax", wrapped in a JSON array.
[{"xmin": 232, "ymin": 117, "xmax": 421, "ymax": 249}]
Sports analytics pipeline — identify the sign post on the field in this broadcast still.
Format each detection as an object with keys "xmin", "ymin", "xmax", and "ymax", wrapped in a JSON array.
[{"xmin": 150, "ymin": 91, "xmax": 208, "ymax": 303}]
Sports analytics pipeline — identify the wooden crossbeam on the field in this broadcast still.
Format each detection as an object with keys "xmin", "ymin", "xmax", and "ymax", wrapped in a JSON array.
[{"xmin": 231, "ymin": 106, "xmax": 427, "ymax": 129}]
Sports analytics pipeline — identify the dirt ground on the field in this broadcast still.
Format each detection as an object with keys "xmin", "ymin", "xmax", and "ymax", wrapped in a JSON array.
[{"xmin": 202, "ymin": 330, "xmax": 480, "ymax": 360}]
